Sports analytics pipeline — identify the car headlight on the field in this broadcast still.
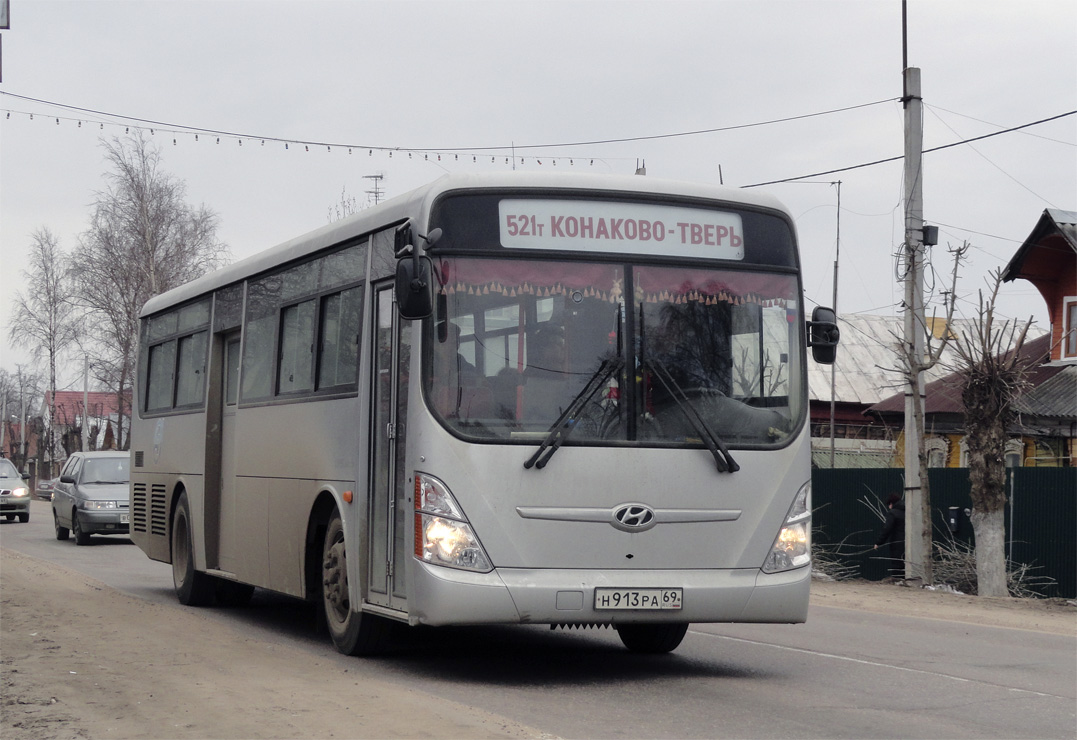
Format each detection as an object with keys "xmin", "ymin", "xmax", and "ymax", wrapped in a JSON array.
[
  {"xmin": 762, "ymin": 479, "xmax": 811, "ymax": 573},
  {"xmin": 414, "ymin": 473, "xmax": 492, "ymax": 572},
  {"xmin": 84, "ymin": 500, "xmax": 119, "ymax": 509},
  {"xmin": 10, "ymin": 487, "xmax": 29, "ymax": 498}
]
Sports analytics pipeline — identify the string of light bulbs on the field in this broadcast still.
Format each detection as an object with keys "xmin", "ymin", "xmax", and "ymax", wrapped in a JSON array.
[
  {"xmin": 0, "ymin": 90, "xmax": 897, "ymax": 170},
  {"xmin": 0, "ymin": 104, "xmax": 625, "ymax": 168}
]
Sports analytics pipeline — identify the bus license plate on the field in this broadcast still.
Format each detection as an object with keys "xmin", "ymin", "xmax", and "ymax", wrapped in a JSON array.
[{"xmin": 594, "ymin": 588, "xmax": 682, "ymax": 610}]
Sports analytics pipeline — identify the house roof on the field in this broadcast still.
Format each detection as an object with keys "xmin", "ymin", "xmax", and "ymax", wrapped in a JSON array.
[
  {"xmin": 806, "ymin": 314, "xmax": 1045, "ymax": 407},
  {"xmin": 43, "ymin": 391, "xmax": 129, "ymax": 423},
  {"xmin": 1014, "ymin": 364, "xmax": 1077, "ymax": 419},
  {"xmin": 866, "ymin": 333, "xmax": 1073, "ymax": 420},
  {"xmin": 1002, "ymin": 208, "xmax": 1077, "ymax": 283}
]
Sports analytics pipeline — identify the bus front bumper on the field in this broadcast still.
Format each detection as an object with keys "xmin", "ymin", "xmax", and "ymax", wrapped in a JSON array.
[{"xmin": 406, "ymin": 561, "xmax": 810, "ymax": 626}]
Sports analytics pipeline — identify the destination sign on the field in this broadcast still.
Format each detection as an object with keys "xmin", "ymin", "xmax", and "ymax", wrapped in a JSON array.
[{"xmin": 499, "ymin": 199, "xmax": 744, "ymax": 260}]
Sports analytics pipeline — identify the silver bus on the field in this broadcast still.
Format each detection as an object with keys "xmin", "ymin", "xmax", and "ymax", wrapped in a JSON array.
[{"xmin": 130, "ymin": 172, "xmax": 838, "ymax": 655}]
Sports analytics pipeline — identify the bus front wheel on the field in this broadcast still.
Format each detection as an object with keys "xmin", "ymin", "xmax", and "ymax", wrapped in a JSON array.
[
  {"xmin": 172, "ymin": 491, "xmax": 215, "ymax": 606},
  {"xmin": 615, "ymin": 622, "xmax": 689, "ymax": 653},
  {"xmin": 321, "ymin": 511, "xmax": 390, "ymax": 656}
]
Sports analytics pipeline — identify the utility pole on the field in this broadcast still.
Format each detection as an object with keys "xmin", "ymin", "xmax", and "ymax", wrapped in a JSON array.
[
  {"xmin": 902, "ymin": 64, "xmax": 930, "ymax": 583},
  {"xmin": 82, "ymin": 356, "xmax": 90, "ymax": 452},
  {"xmin": 829, "ymin": 180, "xmax": 841, "ymax": 468}
]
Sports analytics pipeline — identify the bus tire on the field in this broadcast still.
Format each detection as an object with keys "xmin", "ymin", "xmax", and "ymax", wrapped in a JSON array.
[
  {"xmin": 321, "ymin": 510, "xmax": 390, "ymax": 656},
  {"xmin": 615, "ymin": 622, "xmax": 689, "ymax": 653},
  {"xmin": 172, "ymin": 491, "xmax": 215, "ymax": 606}
]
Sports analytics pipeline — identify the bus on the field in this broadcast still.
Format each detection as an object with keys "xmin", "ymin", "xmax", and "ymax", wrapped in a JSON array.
[{"xmin": 130, "ymin": 172, "xmax": 838, "ymax": 655}]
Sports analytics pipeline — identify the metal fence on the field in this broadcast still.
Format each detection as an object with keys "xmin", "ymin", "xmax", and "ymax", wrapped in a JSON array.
[{"xmin": 812, "ymin": 467, "xmax": 1076, "ymax": 599}]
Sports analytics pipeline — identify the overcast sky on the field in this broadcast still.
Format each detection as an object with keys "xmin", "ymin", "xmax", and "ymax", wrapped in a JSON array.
[{"xmin": 1, "ymin": 0, "xmax": 1074, "ymax": 389}]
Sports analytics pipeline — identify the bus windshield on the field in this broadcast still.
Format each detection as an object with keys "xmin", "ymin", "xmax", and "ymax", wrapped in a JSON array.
[{"xmin": 426, "ymin": 256, "xmax": 804, "ymax": 448}]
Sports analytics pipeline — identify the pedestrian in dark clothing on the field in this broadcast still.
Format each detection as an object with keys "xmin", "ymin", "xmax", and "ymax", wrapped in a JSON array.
[{"xmin": 874, "ymin": 493, "xmax": 906, "ymax": 580}]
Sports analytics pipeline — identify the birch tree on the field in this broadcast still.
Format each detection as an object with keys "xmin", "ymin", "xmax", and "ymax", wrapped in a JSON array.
[
  {"xmin": 75, "ymin": 133, "xmax": 228, "ymax": 448},
  {"xmin": 8, "ymin": 228, "xmax": 81, "ymax": 464},
  {"xmin": 950, "ymin": 271, "xmax": 1032, "ymax": 597}
]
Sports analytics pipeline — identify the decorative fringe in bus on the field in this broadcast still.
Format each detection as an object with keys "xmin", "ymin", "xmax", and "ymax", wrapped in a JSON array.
[{"xmin": 439, "ymin": 280, "xmax": 792, "ymax": 309}]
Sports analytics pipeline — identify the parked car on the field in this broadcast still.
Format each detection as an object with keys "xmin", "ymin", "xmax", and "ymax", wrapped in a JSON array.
[
  {"xmin": 0, "ymin": 457, "xmax": 31, "ymax": 523},
  {"xmin": 52, "ymin": 451, "xmax": 130, "ymax": 545},
  {"xmin": 36, "ymin": 476, "xmax": 58, "ymax": 501}
]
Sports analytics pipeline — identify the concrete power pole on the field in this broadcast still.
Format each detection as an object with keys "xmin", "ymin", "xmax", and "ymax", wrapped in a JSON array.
[{"xmin": 902, "ymin": 66, "xmax": 929, "ymax": 583}]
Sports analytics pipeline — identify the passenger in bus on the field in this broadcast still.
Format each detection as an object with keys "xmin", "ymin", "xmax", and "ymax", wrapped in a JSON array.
[
  {"xmin": 521, "ymin": 327, "xmax": 570, "ymax": 421},
  {"xmin": 432, "ymin": 322, "xmax": 491, "ymax": 420}
]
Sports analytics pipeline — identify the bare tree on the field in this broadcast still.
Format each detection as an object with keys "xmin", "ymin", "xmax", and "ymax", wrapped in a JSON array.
[
  {"xmin": 8, "ymin": 228, "xmax": 81, "ymax": 464},
  {"xmin": 949, "ymin": 270, "xmax": 1032, "ymax": 598},
  {"xmin": 327, "ymin": 185, "xmax": 360, "ymax": 223},
  {"xmin": 893, "ymin": 241, "xmax": 968, "ymax": 584},
  {"xmin": 0, "ymin": 366, "xmax": 43, "ymax": 473},
  {"xmin": 74, "ymin": 133, "xmax": 228, "ymax": 448}
]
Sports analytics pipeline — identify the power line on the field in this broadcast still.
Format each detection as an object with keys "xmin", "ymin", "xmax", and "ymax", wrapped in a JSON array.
[{"xmin": 742, "ymin": 110, "xmax": 1076, "ymax": 188}]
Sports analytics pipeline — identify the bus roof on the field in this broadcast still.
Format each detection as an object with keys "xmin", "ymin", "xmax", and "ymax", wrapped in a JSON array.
[{"xmin": 140, "ymin": 172, "xmax": 791, "ymax": 318}]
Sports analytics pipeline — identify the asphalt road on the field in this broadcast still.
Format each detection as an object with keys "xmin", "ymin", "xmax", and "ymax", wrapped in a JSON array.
[{"xmin": 4, "ymin": 499, "xmax": 1074, "ymax": 739}]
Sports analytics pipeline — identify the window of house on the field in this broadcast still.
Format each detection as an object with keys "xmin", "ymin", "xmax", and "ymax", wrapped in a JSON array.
[
  {"xmin": 1004, "ymin": 439, "xmax": 1024, "ymax": 468},
  {"xmin": 925, "ymin": 438, "xmax": 948, "ymax": 468},
  {"xmin": 1063, "ymin": 297, "xmax": 1077, "ymax": 360}
]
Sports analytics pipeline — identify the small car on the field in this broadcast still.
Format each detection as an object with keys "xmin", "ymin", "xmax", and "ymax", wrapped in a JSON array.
[
  {"xmin": 52, "ymin": 451, "xmax": 130, "ymax": 545},
  {"xmin": 0, "ymin": 457, "xmax": 31, "ymax": 523},
  {"xmin": 36, "ymin": 476, "xmax": 58, "ymax": 501}
]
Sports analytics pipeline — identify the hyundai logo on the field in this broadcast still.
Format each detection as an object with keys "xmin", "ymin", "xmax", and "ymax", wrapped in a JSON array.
[{"xmin": 611, "ymin": 503, "xmax": 657, "ymax": 532}]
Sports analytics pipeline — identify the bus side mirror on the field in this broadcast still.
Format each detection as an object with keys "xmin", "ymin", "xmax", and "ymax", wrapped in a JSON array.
[
  {"xmin": 396, "ymin": 256, "xmax": 435, "ymax": 320},
  {"xmin": 807, "ymin": 306, "xmax": 839, "ymax": 364},
  {"xmin": 395, "ymin": 224, "xmax": 443, "ymax": 320}
]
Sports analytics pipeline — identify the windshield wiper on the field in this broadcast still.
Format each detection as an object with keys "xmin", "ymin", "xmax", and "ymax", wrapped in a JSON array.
[
  {"xmin": 524, "ymin": 357, "xmax": 624, "ymax": 470},
  {"xmin": 644, "ymin": 358, "xmax": 739, "ymax": 473}
]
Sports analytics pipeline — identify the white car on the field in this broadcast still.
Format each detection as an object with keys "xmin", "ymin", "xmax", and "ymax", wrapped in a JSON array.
[{"xmin": 0, "ymin": 458, "xmax": 31, "ymax": 523}]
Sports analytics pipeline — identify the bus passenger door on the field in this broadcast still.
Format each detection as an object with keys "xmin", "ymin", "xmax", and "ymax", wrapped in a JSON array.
[
  {"xmin": 217, "ymin": 334, "xmax": 241, "ymax": 574},
  {"xmin": 367, "ymin": 283, "xmax": 409, "ymax": 610}
]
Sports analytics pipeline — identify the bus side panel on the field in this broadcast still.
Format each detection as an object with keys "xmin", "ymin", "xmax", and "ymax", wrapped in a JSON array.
[
  {"xmin": 223, "ymin": 400, "xmax": 361, "ymax": 596},
  {"xmin": 267, "ymin": 478, "xmax": 350, "ymax": 598},
  {"xmin": 232, "ymin": 475, "xmax": 270, "ymax": 586},
  {"xmin": 131, "ymin": 413, "xmax": 209, "ymax": 564}
]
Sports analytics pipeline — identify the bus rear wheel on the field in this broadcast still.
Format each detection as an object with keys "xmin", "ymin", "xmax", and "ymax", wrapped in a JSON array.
[
  {"xmin": 321, "ymin": 510, "xmax": 390, "ymax": 656},
  {"xmin": 172, "ymin": 491, "xmax": 215, "ymax": 606},
  {"xmin": 615, "ymin": 622, "xmax": 689, "ymax": 653}
]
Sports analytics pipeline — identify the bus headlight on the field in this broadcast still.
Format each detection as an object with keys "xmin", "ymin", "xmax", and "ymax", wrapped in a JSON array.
[
  {"xmin": 414, "ymin": 473, "xmax": 492, "ymax": 572},
  {"xmin": 762, "ymin": 479, "xmax": 811, "ymax": 573}
]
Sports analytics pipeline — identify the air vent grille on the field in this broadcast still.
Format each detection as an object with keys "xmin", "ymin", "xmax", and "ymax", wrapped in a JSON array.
[{"xmin": 150, "ymin": 485, "xmax": 168, "ymax": 537}]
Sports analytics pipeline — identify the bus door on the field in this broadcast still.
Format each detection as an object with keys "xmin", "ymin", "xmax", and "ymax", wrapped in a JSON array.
[
  {"xmin": 216, "ymin": 333, "xmax": 241, "ymax": 574},
  {"xmin": 367, "ymin": 282, "xmax": 410, "ymax": 610}
]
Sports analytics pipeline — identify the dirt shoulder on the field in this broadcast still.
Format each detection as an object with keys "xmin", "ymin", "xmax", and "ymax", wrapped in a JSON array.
[
  {"xmin": 0, "ymin": 549, "xmax": 548, "ymax": 740},
  {"xmin": 2, "ymin": 549, "xmax": 1074, "ymax": 740},
  {"xmin": 809, "ymin": 575, "xmax": 1075, "ymax": 636}
]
